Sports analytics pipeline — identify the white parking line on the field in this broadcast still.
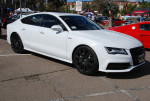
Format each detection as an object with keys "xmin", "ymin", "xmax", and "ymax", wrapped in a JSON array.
[{"xmin": 0, "ymin": 54, "xmax": 31, "ymax": 57}]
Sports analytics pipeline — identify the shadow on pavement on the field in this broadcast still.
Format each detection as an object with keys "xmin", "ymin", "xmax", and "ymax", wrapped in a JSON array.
[
  {"xmin": 145, "ymin": 49, "xmax": 150, "ymax": 51},
  {"xmin": 101, "ymin": 61, "xmax": 150, "ymax": 79},
  {"xmin": 0, "ymin": 35, "xmax": 7, "ymax": 40},
  {"xmin": 26, "ymin": 51, "xmax": 150, "ymax": 79}
]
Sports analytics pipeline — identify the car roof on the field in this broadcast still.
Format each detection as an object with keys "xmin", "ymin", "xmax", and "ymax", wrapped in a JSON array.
[
  {"xmin": 108, "ymin": 21, "xmax": 150, "ymax": 30},
  {"xmin": 29, "ymin": 12, "xmax": 79, "ymax": 17}
]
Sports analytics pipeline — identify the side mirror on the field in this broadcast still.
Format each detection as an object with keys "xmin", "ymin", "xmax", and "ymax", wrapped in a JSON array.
[{"xmin": 51, "ymin": 25, "xmax": 63, "ymax": 33}]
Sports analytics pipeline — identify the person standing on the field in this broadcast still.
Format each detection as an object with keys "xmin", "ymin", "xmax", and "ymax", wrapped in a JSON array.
[
  {"xmin": 0, "ymin": 19, "xmax": 2, "ymax": 36},
  {"xmin": 92, "ymin": 15, "xmax": 95, "ymax": 22},
  {"xmin": 140, "ymin": 16, "xmax": 143, "ymax": 22},
  {"xmin": 0, "ymin": 8, "xmax": 3, "ymax": 36},
  {"xmin": 0, "ymin": 8, "xmax": 4, "ymax": 19},
  {"xmin": 10, "ymin": 10, "xmax": 14, "ymax": 18}
]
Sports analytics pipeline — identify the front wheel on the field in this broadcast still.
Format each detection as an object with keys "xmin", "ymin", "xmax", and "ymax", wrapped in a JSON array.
[
  {"xmin": 11, "ymin": 33, "xmax": 24, "ymax": 53},
  {"xmin": 73, "ymin": 46, "xmax": 99, "ymax": 75}
]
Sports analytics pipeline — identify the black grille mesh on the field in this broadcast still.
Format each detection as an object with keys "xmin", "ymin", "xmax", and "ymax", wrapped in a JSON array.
[{"xmin": 130, "ymin": 46, "xmax": 145, "ymax": 66}]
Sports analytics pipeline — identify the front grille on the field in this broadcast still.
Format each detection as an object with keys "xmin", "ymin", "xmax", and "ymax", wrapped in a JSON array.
[
  {"xmin": 107, "ymin": 63, "xmax": 130, "ymax": 70},
  {"xmin": 130, "ymin": 46, "xmax": 145, "ymax": 66}
]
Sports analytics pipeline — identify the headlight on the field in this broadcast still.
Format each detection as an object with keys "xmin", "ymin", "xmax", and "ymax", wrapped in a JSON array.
[{"xmin": 105, "ymin": 47, "xmax": 128, "ymax": 55}]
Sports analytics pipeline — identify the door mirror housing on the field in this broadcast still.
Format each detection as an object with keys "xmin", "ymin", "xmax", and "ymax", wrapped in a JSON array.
[{"xmin": 51, "ymin": 25, "xmax": 63, "ymax": 33}]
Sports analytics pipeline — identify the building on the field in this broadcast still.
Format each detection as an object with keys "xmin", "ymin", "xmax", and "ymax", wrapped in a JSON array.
[
  {"xmin": 67, "ymin": 0, "xmax": 140, "ymax": 10},
  {"xmin": 114, "ymin": 0, "xmax": 140, "ymax": 11}
]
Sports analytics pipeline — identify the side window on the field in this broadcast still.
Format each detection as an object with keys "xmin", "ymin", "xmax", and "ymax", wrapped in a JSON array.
[
  {"xmin": 21, "ymin": 15, "xmax": 43, "ymax": 26},
  {"xmin": 139, "ymin": 24, "xmax": 150, "ymax": 31},
  {"xmin": 42, "ymin": 14, "xmax": 67, "ymax": 31},
  {"xmin": 139, "ymin": 24, "xmax": 144, "ymax": 30}
]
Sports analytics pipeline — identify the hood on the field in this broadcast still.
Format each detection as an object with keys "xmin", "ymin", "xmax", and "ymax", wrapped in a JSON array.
[{"xmin": 72, "ymin": 29, "xmax": 142, "ymax": 49}]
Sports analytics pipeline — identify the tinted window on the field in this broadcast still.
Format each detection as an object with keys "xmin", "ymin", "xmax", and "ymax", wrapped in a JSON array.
[
  {"xmin": 60, "ymin": 16, "xmax": 101, "ymax": 30},
  {"xmin": 139, "ymin": 24, "xmax": 150, "ymax": 31},
  {"xmin": 21, "ymin": 14, "xmax": 43, "ymax": 26},
  {"xmin": 42, "ymin": 14, "xmax": 67, "ymax": 31}
]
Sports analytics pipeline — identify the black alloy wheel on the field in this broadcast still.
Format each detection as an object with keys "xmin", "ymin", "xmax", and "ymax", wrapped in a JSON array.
[
  {"xmin": 11, "ymin": 33, "xmax": 24, "ymax": 53},
  {"xmin": 73, "ymin": 46, "xmax": 99, "ymax": 75}
]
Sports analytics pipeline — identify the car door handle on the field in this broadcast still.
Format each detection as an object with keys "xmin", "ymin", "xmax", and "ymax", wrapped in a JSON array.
[
  {"xmin": 40, "ymin": 32, "xmax": 44, "ymax": 34},
  {"xmin": 22, "ymin": 29, "xmax": 26, "ymax": 30}
]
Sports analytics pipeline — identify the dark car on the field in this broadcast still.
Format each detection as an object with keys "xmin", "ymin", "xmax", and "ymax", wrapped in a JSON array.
[
  {"xmin": 2, "ymin": 13, "xmax": 29, "ymax": 28},
  {"xmin": 95, "ymin": 16, "xmax": 109, "ymax": 26}
]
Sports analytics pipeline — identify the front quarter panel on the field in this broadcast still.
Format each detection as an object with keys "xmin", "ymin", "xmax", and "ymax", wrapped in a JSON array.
[{"xmin": 66, "ymin": 31, "xmax": 104, "ymax": 63}]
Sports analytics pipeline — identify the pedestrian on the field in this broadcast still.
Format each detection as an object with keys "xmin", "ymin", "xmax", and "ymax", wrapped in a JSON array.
[
  {"xmin": 0, "ymin": 19, "xmax": 2, "ymax": 36},
  {"xmin": 92, "ymin": 15, "xmax": 95, "ymax": 22},
  {"xmin": 0, "ymin": 8, "xmax": 4, "ymax": 20},
  {"xmin": 10, "ymin": 10, "xmax": 14, "ymax": 18},
  {"xmin": 112, "ymin": 15, "xmax": 115, "ymax": 27},
  {"xmin": 140, "ymin": 15, "xmax": 143, "ymax": 22}
]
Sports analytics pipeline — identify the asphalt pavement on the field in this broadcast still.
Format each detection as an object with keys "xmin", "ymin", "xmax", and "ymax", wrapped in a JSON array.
[{"xmin": 0, "ymin": 28, "xmax": 150, "ymax": 101}]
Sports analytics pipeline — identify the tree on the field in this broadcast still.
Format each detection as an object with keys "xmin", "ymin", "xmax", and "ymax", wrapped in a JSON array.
[
  {"xmin": 92, "ymin": 0, "xmax": 119, "ymax": 16},
  {"xmin": 82, "ymin": 2, "xmax": 91, "ymax": 11},
  {"xmin": 120, "ymin": 4, "xmax": 137, "ymax": 15},
  {"xmin": 139, "ymin": 1, "xmax": 150, "ymax": 8},
  {"xmin": 47, "ymin": 0, "xmax": 66, "ymax": 11}
]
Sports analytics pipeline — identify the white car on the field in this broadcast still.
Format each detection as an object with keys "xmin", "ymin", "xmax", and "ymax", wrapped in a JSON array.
[{"xmin": 7, "ymin": 12, "xmax": 145, "ymax": 75}]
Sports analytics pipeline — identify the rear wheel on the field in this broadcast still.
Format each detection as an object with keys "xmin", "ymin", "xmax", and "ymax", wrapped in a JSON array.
[
  {"xmin": 11, "ymin": 33, "xmax": 24, "ymax": 53},
  {"xmin": 73, "ymin": 46, "xmax": 99, "ymax": 75}
]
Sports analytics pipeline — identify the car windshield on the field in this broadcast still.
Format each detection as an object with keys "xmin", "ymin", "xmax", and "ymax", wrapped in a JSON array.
[{"xmin": 60, "ymin": 16, "xmax": 102, "ymax": 31}]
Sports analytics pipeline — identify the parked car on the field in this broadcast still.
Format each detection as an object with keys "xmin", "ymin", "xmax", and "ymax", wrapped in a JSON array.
[
  {"xmin": 2, "ymin": 13, "xmax": 30, "ymax": 28},
  {"xmin": 95, "ymin": 16, "xmax": 109, "ymax": 26},
  {"xmin": 124, "ymin": 20, "xmax": 134, "ymax": 25},
  {"xmin": 7, "ymin": 12, "xmax": 145, "ymax": 75},
  {"xmin": 114, "ymin": 19, "xmax": 125, "ymax": 26},
  {"xmin": 109, "ymin": 21, "xmax": 150, "ymax": 49}
]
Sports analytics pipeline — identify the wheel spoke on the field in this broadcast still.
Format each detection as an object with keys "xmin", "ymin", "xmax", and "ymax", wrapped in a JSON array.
[
  {"xmin": 11, "ymin": 34, "xmax": 24, "ymax": 53},
  {"xmin": 73, "ymin": 46, "xmax": 98, "ymax": 75}
]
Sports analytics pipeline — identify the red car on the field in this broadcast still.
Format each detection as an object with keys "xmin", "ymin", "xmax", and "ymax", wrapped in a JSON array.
[
  {"xmin": 114, "ymin": 19, "xmax": 125, "ymax": 26},
  {"xmin": 108, "ymin": 21, "xmax": 150, "ymax": 49}
]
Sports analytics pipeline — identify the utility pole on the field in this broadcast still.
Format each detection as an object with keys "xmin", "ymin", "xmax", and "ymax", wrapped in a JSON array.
[
  {"xmin": 108, "ymin": 1, "xmax": 112, "ymax": 28},
  {"xmin": 20, "ymin": 0, "xmax": 22, "ymax": 14}
]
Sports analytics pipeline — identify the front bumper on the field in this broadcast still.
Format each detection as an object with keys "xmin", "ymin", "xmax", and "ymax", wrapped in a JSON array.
[{"xmin": 97, "ymin": 46, "xmax": 145, "ymax": 73}]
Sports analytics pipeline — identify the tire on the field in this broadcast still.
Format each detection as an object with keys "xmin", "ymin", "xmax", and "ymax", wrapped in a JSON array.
[
  {"xmin": 73, "ymin": 46, "xmax": 99, "ymax": 75},
  {"xmin": 11, "ymin": 33, "xmax": 24, "ymax": 53}
]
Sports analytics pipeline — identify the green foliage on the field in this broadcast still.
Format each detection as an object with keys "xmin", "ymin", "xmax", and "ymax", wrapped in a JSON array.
[
  {"xmin": 139, "ymin": 1, "xmax": 150, "ymax": 8},
  {"xmin": 82, "ymin": 2, "xmax": 90, "ymax": 11},
  {"xmin": 92, "ymin": 0, "xmax": 119, "ymax": 16},
  {"xmin": 120, "ymin": 4, "xmax": 137, "ymax": 15},
  {"xmin": 47, "ymin": 0, "xmax": 66, "ymax": 11}
]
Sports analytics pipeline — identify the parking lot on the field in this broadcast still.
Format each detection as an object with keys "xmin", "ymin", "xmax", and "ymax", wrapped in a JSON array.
[{"xmin": 0, "ymin": 28, "xmax": 150, "ymax": 101}]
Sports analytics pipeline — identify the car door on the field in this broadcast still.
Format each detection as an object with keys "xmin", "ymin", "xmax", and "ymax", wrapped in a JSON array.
[
  {"xmin": 20, "ymin": 14, "xmax": 43, "ymax": 51},
  {"xmin": 39, "ymin": 14, "xmax": 68, "ymax": 59},
  {"xmin": 139, "ymin": 24, "xmax": 150, "ymax": 48}
]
